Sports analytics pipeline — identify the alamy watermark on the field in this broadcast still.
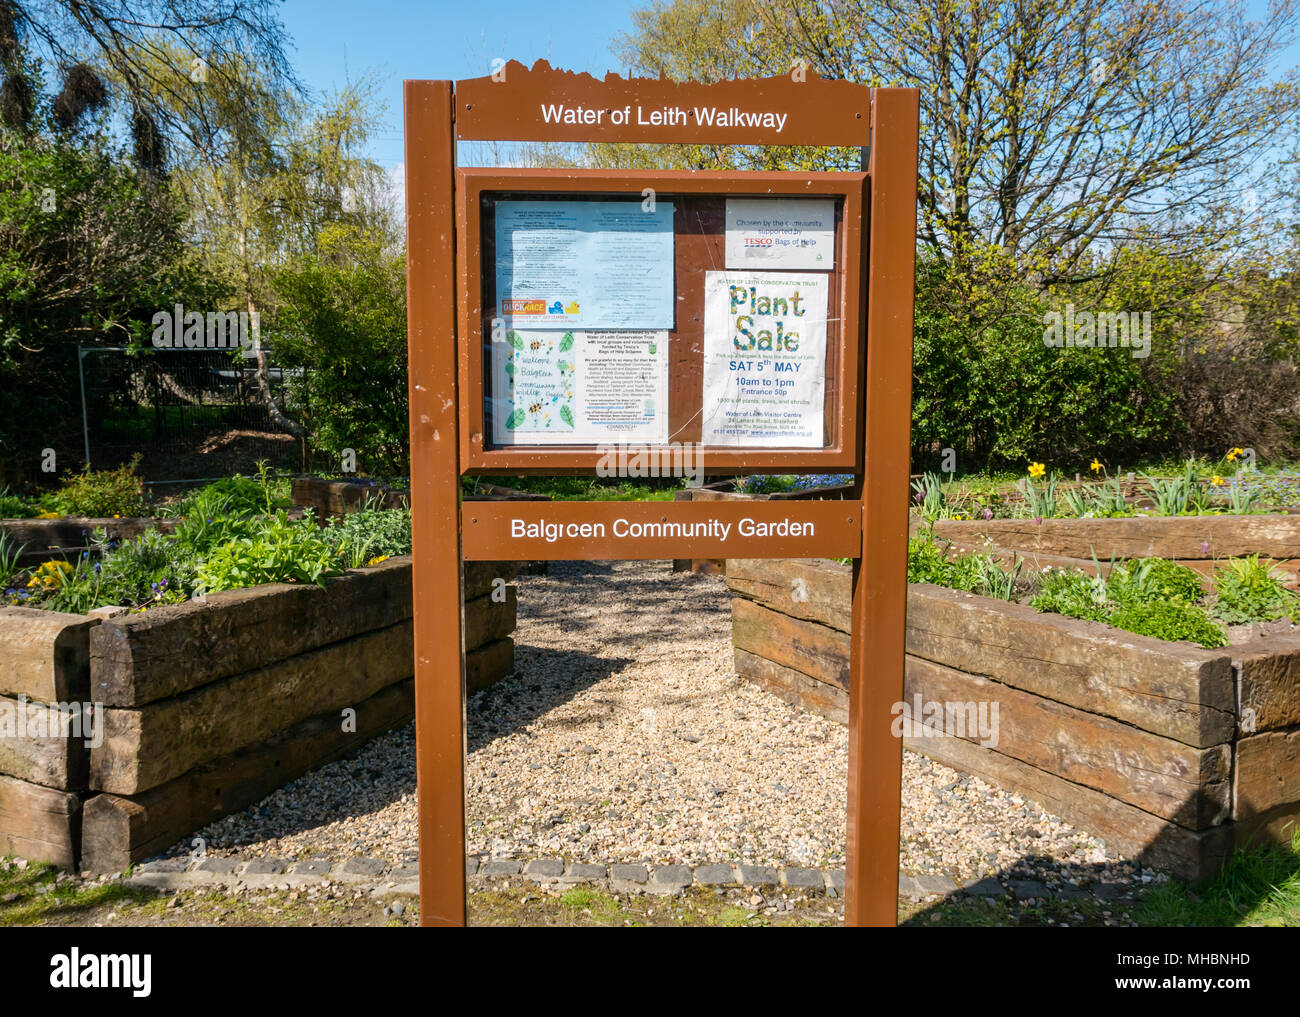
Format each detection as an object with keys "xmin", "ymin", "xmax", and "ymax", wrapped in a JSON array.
[
  {"xmin": 151, "ymin": 305, "xmax": 260, "ymax": 350},
  {"xmin": 891, "ymin": 694, "xmax": 999, "ymax": 749},
  {"xmin": 1043, "ymin": 303, "xmax": 1150, "ymax": 359},
  {"xmin": 0, "ymin": 696, "xmax": 103, "ymax": 748},
  {"xmin": 596, "ymin": 442, "xmax": 704, "ymax": 488}
]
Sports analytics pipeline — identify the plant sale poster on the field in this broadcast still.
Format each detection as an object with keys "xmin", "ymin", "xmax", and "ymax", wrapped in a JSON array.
[{"xmin": 700, "ymin": 270, "xmax": 828, "ymax": 447}]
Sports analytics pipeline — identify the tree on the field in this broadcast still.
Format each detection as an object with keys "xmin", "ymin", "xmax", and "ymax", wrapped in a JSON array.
[
  {"xmin": 613, "ymin": 0, "xmax": 1300, "ymax": 281},
  {"xmin": 0, "ymin": 0, "xmax": 295, "ymax": 163},
  {"xmin": 0, "ymin": 66, "xmax": 205, "ymax": 468}
]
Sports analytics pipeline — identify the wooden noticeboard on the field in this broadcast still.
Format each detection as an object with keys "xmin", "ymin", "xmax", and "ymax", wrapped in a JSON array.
[{"xmin": 405, "ymin": 60, "xmax": 919, "ymax": 927}]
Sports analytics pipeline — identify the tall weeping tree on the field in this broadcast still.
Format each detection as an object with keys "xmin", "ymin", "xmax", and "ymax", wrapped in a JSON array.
[{"xmin": 135, "ymin": 49, "xmax": 395, "ymax": 438}]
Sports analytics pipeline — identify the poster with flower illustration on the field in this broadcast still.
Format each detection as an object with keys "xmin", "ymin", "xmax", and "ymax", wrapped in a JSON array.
[{"xmin": 490, "ymin": 328, "xmax": 668, "ymax": 445}]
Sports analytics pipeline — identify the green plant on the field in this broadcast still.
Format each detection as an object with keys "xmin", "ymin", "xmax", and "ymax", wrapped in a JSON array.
[
  {"xmin": 197, "ymin": 510, "xmax": 341, "ymax": 592},
  {"xmin": 0, "ymin": 488, "xmax": 36, "ymax": 518},
  {"xmin": 0, "ymin": 532, "xmax": 25, "ymax": 590},
  {"xmin": 48, "ymin": 454, "xmax": 148, "ymax": 518},
  {"xmin": 1220, "ymin": 480, "xmax": 1262, "ymax": 515},
  {"xmin": 1211, "ymin": 555, "xmax": 1300, "ymax": 625},
  {"xmin": 1108, "ymin": 599, "xmax": 1227, "ymax": 648},
  {"xmin": 96, "ymin": 528, "xmax": 199, "ymax": 607},
  {"xmin": 327, "ymin": 503, "xmax": 412, "ymax": 569},
  {"xmin": 1142, "ymin": 460, "xmax": 1197, "ymax": 515},
  {"xmin": 971, "ymin": 553, "xmax": 1025, "ymax": 601},
  {"xmin": 1021, "ymin": 474, "xmax": 1059, "ymax": 519},
  {"xmin": 1030, "ymin": 567, "xmax": 1109, "ymax": 622},
  {"xmin": 1108, "ymin": 557, "xmax": 1204, "ymax": 606}
]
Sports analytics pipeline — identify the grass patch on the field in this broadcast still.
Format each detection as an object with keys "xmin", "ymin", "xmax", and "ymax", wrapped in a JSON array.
[{"xmin": 1134, "ymin": 831, "xmax": 1300, "ymax": 927}]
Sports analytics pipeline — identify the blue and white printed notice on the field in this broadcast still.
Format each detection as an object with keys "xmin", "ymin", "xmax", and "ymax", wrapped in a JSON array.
[
  {"xmin": 724, "ymin": 197, "xmax": 835, "ymax": 270},
  {"xmin": 495, "ymin": 200, "xmax": 676, "ymax": 329},
  {"xmin": 701, "ymin": 270, "xmax": 827, "ymax": 447}
]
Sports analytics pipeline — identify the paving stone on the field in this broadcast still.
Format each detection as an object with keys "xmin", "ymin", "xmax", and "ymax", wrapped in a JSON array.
[
  {"xmin": 466, "ymin": 857, "xmax": 481, "ymax": 878},
  {"xmin": 898, "ymin": 874, "xmax": 923, "ymax": 899},
  {"xmin": 339, "ymin": 857, "xmax": 385, "ymax": 877},
  {"xmin": 193, "ymin": 858, "xmax": 236, "ymax": 874},
  {"xmin": 647, "ymin": 864, "xmax": 692, "ymax": 894},
  {"xmin": 694, "ymin": 864, "xmax": 737, "ymax": 886},
  {"xmin": 524, "ymin": 858, "xmax": 565, "ymax": 879},
  {"xmin": 389, "ymin": 865, "xmax": 420, "ymax": 881},
  {"xmin": 914, "ymin": 874, "xmax": 958, "ymax": 895},
  {"xmin": 136, "ymin": 858, "xmax": 189, "ymax": 873},
  {"xmin": 289, "ymin": 859, "xmax": 332, "ymax": 876},
  {"xmin": 826, "ymin": 869, "xmax": 845, "ymax": 893},
  {"xmin": 781, "ymin": 866, "xmax": 824, "ymax": 889},
  {"xmin": 738, "ymin": 865, "xmax": 779, "ymax": 887},
  {"xmin": 563, "ymin": 863, "xmax": 607, "ymax": 882},
  {"xmin": 241, "ymin": 858, "xmax": 288, "ymax": 875},
  {"xmin": 1057, "ymin": 884, "xmax": 1090, "ymax": 900},
  {"xmin": 610, "ymin": 864, "xmax": 648, "ymax": 884},
  {"xmin": 480, "ymin": 859, "xmax": 522, "ymax": 877},
  {"xmin": 1010, "ymin": 879, "xmax": 1049, "ymax": 900},
  {"xmin": 1093, "ymin": 882, "xmax": 1130, "ymax": 900},
  {"xmin": 962, "ymin": 877, "xmax": 1006, "ymax": 897}
]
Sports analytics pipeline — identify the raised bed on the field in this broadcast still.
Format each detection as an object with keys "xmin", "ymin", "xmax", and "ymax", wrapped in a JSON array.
[
  {"xmin": 1, "ymin": 517, "xmax": 180, "ymax": 569},
  {"xmin": 0, "ymin": 557, "xmax": 519, "ymax": 872},
  {"xmin": 726, "ymin": 556, "xmax": 1300, "ymax": 880},
  {"xmin": 922, "ymin": 514, "xmax": 1300, "ymax": 585}
]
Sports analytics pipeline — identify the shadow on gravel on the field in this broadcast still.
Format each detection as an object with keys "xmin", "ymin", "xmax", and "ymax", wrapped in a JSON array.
[
  {"xmin": 514, "ymin": 560, "xmax": 730, "ymax": 639},
  {"xmin": 468, "ymin": 644, "xmax": 634, "ymax": 753}
]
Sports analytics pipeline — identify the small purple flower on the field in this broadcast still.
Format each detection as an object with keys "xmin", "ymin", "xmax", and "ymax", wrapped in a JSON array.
[
  {"xmin": 983, "ymin": 508, "xmax": 994, "ymax": 521},
  {"xmin": 1200, "ymin": 541, "xmax": 1211, "ymax": 556},
  {"xmin": 1034, "ymin": 516, "xmax": 1043, "ymax": 525},
  {"xmin": 914, "ymin": 491, "xmax": 924, "ymax": 504},
  {"xmin": 93, "ymin": 563, "xmax": 100, "ymax": 573}
]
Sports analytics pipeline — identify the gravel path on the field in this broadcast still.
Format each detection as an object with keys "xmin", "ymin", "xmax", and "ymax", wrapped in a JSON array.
[{"xmin": 179, "ymin": 561, "xmax": 1145, "ymax": 890}]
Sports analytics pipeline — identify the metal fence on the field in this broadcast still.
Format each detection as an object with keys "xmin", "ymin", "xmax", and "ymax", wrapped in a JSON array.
[{"xmin": 77, "ymin": 346, "xmax": 300, "ymax": 470}]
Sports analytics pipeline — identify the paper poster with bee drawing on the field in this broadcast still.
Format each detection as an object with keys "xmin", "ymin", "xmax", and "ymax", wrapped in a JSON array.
[{"xmin": 490, "ymin": 328, "xmax": 668, "ymax": 445}]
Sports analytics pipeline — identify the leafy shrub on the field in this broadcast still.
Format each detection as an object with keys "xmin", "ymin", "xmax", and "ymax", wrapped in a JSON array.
[
  {"xmin": 1108, "ymin": 600, "xmax": 1228, "ymax": 648},
  {"xmin": 0, "ymin": 488, "xmax": 36, "ymax": 518},
  {"xmin": 97, "ymin": 529, "xmax": 199, "ymax": 607},
  {"xmin": 1108, "ymin": 558, "xmax": 1204, "ymax": 606},
  {"xmin": 197, "ymin": 510, "xmax": 341, "ymax": 592},
  {"xmin": 327, "ymin": 505, "xmax": 412, "ymax": 569},
  {"xmin": 1029, "ymin": 568, "xmax": 1109, "ymax": 622},
  {"xmin": 47, "ymin": 455, "xmax": 147, "ymax": 517},
  {"xmin": 174, "ymin": 475, "xmax": 275, "ymax": 519},
  {"xmin": 1211, "ymin": 556, "xmax": 1300, "ymax": 625},
  {"xmin": 907, "ymin": 535, "xmax": 1023, "ymax": 599}
]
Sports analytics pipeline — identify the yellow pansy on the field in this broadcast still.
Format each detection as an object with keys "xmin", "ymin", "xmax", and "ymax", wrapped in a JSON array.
[
  {"xmin": 1028, "ymin": 462, "xmax": 1046, "ymax": 479},
  {"xmin": 1211, "ymin": 475, "xmax": 1225, "ymax": 487}
]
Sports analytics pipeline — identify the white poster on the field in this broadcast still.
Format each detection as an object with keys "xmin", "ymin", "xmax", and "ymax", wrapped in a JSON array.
[
  {"xmin": 701, "ymin": 271, "xmax": 827, "ymax": 447},
  {"xmin": 495, "ymin": 200, "xmax": 676, "ymax": 329},
  {"xmin": 491, "ymin": 328, "xmax": 668, "ymax": 445},
  {"xmin": 725, "ymin": 198, "xmax": 835, "ymax": 270}
]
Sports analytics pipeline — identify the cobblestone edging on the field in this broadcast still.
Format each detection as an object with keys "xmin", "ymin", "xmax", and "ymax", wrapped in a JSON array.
[{"xmin": 122, "ymin": 856, "xmax": 1138, "ymax": 906}]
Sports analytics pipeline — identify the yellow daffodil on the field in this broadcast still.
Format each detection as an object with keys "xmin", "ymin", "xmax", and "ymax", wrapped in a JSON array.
[
  {"xmin": 1211, "ymin": 475, "xmax": 1225, "ymax": 487},
  {"xmin": 1089, "ymin": 459, "xmax": 1102, "ymax": 473},
  {"xmin": 1028, "ymin": 462, "xmax": 1046, "ymax": 479},
  {"xmin": 1226, "ymin": 451, "xmax": 1236, "ymax": 462}
]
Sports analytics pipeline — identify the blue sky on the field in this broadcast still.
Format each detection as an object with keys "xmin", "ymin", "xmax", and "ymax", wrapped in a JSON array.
[
  {"xmin": 278, "ymin": 0, "xmax": 637, "ymax": 169},
  {"xmin": 277, "ymin": 0, "xmax": 1300, "ymax": 178}
]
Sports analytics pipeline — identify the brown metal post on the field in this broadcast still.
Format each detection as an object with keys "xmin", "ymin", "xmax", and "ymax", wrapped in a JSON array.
[
  {"xmin": 846, "ymin": 87, "xmax": 919, "ymax": 927},
  {"xmin": 404, "ymin": 79, "xmax": 468, "ymax": 927}
]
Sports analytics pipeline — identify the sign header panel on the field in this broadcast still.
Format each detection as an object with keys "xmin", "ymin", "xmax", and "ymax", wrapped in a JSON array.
[{"xmin": 455, "ymin": 60, "xmax": 872, "ymax": 146}]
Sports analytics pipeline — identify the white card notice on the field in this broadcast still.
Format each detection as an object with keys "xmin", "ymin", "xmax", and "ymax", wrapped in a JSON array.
[
  {"xmin": 701, "ymin": 271, "xmax": 827, "ymax": 447},
  {"xmin": 491, "ymin": 329, "xmax": 668, "ymax": 445},
  {"xmin": 725, "ymin": 198, "xmax": 835, "ymax": 270}
]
